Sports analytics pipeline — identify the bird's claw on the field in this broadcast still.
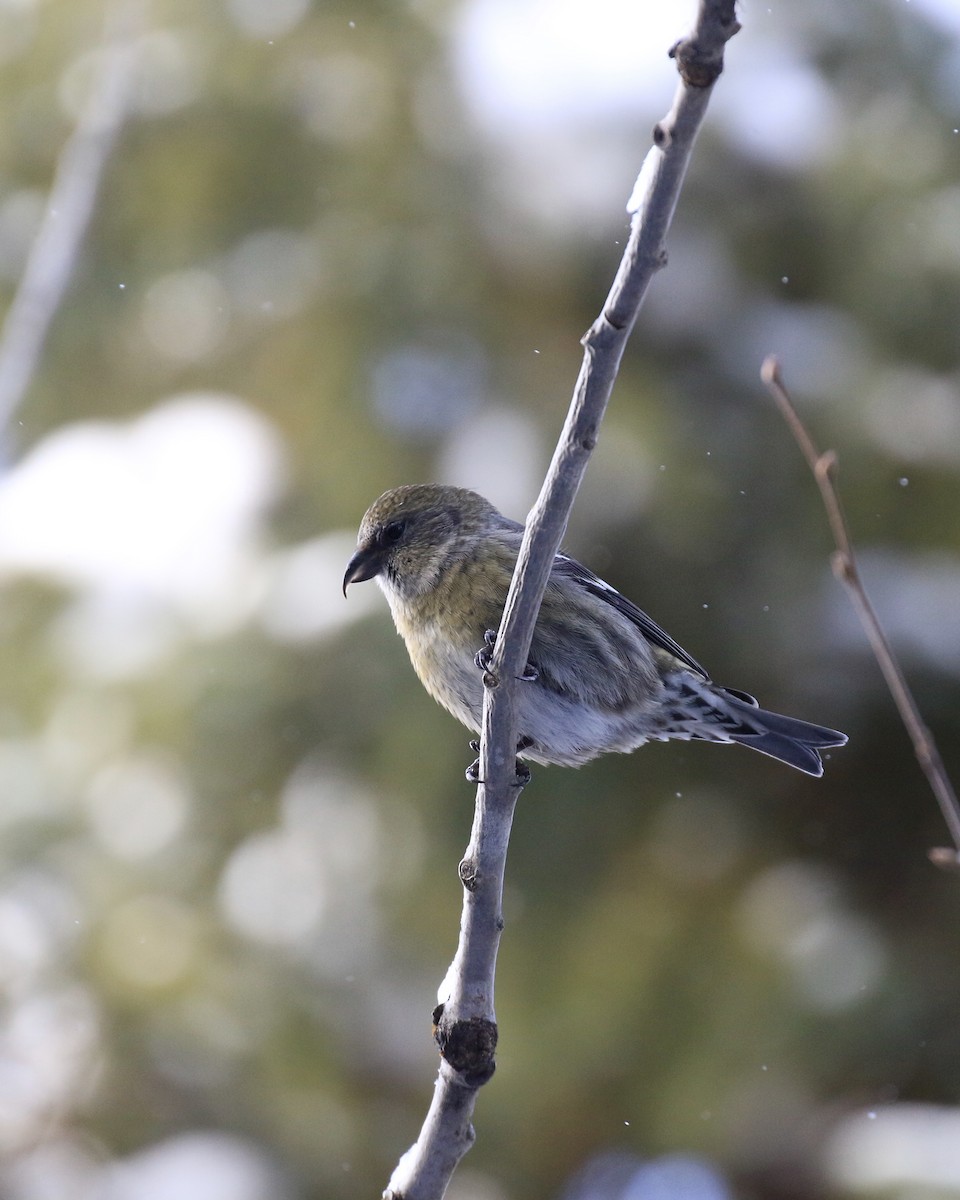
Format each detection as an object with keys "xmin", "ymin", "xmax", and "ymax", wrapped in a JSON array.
[
  {"xmin": 474, "ymin": 629, "xmax": 497, "ymax": 671},
  {"xmin": 465, "ymin": 740, "xmax": 482, "ymax": 782},
  {"xmin": 465, "ymin": 736, "xmax": 534, "ymax": 788},
  {"xmin": 474, "ymin": 630, "xmax": 498, "ymax": 686},
  {"xmin": 474, "ymin": 629, "xmax": 539, "ymax": 685}
]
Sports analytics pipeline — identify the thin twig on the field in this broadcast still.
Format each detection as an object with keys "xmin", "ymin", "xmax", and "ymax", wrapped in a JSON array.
[
  {"xmin": 0, "ymin": 0, "xmax": 144, "ymax": 449},
  {"xmin": 383, "ymin": 3, "xmax": 741, "ymax": 1196},
  {"xmin": 761, "ymin": 356, "xmax": 960, "ymax": 869}
]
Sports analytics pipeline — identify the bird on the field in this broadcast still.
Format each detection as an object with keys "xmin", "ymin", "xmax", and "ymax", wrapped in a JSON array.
[{"xmin": 342, "ymin": 484, "xmax": 847, "ymax": 776}]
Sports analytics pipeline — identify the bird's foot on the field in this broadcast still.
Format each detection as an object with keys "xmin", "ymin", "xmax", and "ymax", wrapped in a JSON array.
[
  {"xmin": 465, "ymin": 736, "xmax": 534, "ymax": 788},
  {"xmin": 513, "ymin": 735, "xmax": 533, "ymax": 787},
  {"xmin": 465, "ymin": 739, "xmax": 482, "ymax": 783},
  {"xmin": 474, "ymin": 629, "xmax": 539, "ymax": 685},
  {"xmin": 474, "ymin": 630, "xmax": 498, "ymax": 686}
]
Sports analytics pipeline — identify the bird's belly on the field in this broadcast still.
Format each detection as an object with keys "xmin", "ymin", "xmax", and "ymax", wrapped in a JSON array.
[
  {"xmin": 408, "ymin": 631, "xmax": 652, "ymax": 767},
  {"xmin": 513, "ymin": 687, "xmax": 650, "ymax": 767}
]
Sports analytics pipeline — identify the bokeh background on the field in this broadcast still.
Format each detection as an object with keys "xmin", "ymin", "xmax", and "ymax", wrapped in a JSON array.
[{"xmin": 0, "ymin": 0, "xmax": 959, "ymax": 1197}]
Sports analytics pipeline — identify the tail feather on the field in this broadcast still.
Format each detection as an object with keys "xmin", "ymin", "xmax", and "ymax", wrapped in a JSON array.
[
  {"xmin": 720, "ymin": 687, "xmax": 847, "ymax": 777},
  {"xmin": 671, "ymin": 677, "xmax": 848, "ymax": 777},
  {"xmin": 727, "ymin": 730, "xmax": 830, "ymax": 776}
]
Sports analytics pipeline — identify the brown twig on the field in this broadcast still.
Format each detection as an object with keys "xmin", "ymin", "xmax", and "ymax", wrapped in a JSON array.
[{"xmin": 761, "ymin": 355, "xmax": 960, "ymax": 870}]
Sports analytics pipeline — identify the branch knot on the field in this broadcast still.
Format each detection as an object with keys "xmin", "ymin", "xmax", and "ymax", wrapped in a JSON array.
[
  {"xmin": 669, "ymin": 1, "xmax": 740, "ymax": 91},
  {"xmin": 459, "ymin": 857, "xmax": 479, "ymax": 891},
  {"xmin": 669, "ymin": 36, "xmax": 726, "ymax": 88},
  {"xmin": 434, "ymin": 1015, "xmax": 498, "ymax": 1087}
]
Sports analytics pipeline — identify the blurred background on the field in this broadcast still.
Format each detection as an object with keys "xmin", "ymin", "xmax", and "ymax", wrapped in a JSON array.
[{"xmin": 0, "ymin": 0, "xmax": 959, "ymax": 1197}]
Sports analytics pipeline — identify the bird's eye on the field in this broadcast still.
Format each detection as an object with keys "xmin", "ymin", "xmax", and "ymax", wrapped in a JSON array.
[{"xmin": 381, "ymin": 519, "xmax": 406, "ymax": 546}]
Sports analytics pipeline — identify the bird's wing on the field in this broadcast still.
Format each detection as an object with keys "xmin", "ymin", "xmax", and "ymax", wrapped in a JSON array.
[{"xmin": 554, "ymin": 553, "xmax": 710, "ymax": 680}]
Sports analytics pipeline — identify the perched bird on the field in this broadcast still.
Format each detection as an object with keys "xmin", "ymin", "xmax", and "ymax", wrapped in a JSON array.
[{"xmin": 343, "ymin": 484, "xmax": 847, "ymax": 776}]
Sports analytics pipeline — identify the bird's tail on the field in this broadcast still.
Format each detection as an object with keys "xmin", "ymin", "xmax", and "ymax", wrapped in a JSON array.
[{"xmin": 674, "ymin": 677, "xmax": 848, "ymax": 777}]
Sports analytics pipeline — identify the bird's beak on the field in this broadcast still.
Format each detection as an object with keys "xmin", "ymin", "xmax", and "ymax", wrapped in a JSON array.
[{"xmin": 342, "ymin": 545, "xmax": 383, "ymax": 597}]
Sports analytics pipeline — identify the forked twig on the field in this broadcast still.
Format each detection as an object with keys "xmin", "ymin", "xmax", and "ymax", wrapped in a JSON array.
[{"xmin": 761, "ymin": 355, "xmax": 960, "ymax": 869}]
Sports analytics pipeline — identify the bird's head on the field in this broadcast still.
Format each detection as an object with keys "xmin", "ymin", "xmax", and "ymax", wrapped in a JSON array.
[{"xmin": 343, "ymin": 484, "xmax": 500, "ymax": 602}]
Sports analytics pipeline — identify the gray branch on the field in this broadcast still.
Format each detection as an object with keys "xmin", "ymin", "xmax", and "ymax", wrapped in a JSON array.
[
  {"xmin": 384, "ymin": 3, "xmax": 740, "ymax": 1197},
  {"xmin": 0, "ymin": 0, "xmax": 143, "ymax": 450}
]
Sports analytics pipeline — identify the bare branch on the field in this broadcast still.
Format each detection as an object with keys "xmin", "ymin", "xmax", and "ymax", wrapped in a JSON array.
[
  {"xmin": 761, "ymin": 356, "xmax": 960, "ymax": 869},
  {"xmin": 0, "ymin": 0, "xmax": 144, "ymax": 447},
  {"xmin": 384, "ymin": 4, "xmax": 740, "ymax": 1196}
]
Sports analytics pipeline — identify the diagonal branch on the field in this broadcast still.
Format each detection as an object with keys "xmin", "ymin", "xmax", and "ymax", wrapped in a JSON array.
[
  {"xmin": 761, "ymin": 356, "xmax": 960, "ymax": 869},
  {"xmin": 0, "ymin": 0, "xmax": 144, "ymax": 449},
  {"xmin": 383, "ymin": 3, "xmax": 741, "ymax": 1197}
]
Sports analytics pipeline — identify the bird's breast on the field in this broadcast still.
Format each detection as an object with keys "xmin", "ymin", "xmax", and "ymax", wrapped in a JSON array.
[{"xmin": 392, "ymin": 606, "xmax": 485, "ymax": 731}]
